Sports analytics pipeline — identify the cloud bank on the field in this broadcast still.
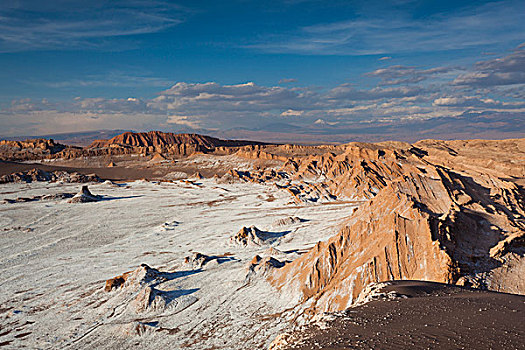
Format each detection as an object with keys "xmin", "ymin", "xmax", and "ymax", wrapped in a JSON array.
[{"xmin": 1, "ymin": 44, "xmax": 524, "ymax": 141}]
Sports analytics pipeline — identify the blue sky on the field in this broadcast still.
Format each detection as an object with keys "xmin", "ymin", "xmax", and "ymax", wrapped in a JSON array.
[{"xmin": 0, "ymin": 0, "xmax": 524, "ymax": 138}]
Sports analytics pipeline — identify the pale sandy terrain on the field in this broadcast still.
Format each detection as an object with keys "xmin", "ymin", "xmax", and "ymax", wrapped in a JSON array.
[{"xmin": 0, "ymin": 179, "xmax": 357, "ymax": 349}]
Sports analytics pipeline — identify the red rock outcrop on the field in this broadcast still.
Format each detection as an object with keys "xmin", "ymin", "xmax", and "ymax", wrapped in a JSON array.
[
  {"xmin": 89, "ymin": 131, "xmax": 268, "ymax": 156},
  {"xmin": 0, "ymin": 139, "xmax": 81, "ymax": 161},
  {"xmin": 0, "ymin": 132, "xmax": 272, "ymax": 161}
]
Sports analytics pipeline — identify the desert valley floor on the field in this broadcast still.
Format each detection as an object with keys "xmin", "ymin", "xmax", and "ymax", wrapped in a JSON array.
[{"xmin": 0, "ymin": 179, "xmax": 357, "ymax": 349}]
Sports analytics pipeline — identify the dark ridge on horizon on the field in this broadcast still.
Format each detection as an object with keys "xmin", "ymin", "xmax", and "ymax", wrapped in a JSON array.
[
  {"xmin": 88, "ymin": 130, "xmax": 273, "ymax": 149},
  {"xmin": 1, "ymin": 129, "xmax": 132, "ymax": 147}
]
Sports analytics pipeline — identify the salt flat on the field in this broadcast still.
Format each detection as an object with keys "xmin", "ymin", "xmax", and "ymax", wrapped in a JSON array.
[{"xmin": 0, "ymin": 179, "xmax": 356, "ymax": 349}]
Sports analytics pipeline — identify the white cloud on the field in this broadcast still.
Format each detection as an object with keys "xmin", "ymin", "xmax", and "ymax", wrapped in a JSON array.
[
  {"xmin": 327, "ymin": 84, "xmax": 426, "ymax": 100},
  {"xmin": 366, "ymin": 65, "xmax": 453, "ymax": 86},
  {"xmin": 453, "ymin": 45, "xmax": 525, "ymax": 87},
  {"xmin": 166, "ymin": 115, "xmax": 203, "ymax": 129},
  {"xmin": 433, "ymin": 96, "xmax": 525, "ymax": 109},
  {"xmin": 279, "ymin": 78, "xmax": 298, "ymax": 84},
  {"xmin": 313, "ymin": 118, "xmax": 337, "ymax": 125},
  {"xmin": 149, "ymin": 81, "xmax": 319, "ymax": 113},
  {"xmin": 281, "ymin": 109, "xmax": 303, "ymax": 116}
]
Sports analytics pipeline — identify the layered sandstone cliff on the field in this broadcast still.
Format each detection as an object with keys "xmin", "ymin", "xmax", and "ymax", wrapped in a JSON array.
[
  {"xmin": 0, "ymin": 139, "xmax": 79, "ymax": 161},
  {"xmin": 89, "ymin": 131, "xmax": 268, "ymax": 156}
]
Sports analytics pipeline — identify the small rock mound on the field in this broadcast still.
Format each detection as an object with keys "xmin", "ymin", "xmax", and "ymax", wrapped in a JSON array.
[
  {"xmin": 4, "ymin": 192, "xmax": 74, "ymax": 204},
  {"xmin": 149, "ymin": 152, "xmax": 167, "ymax": 163},
  {"xmin": 102, "ymin": 180, "xmax": 119, "ymax": 187},
  {"xmin": 247, "ymin": 255, "xmax": 285, "ymax": 275},
  {"xmin": 230, "ymin": 226, "xmax": 276, "ymax": 246},
  {"xmin": 264, "ymin": 247, "xmax": 286, "ymax": 257},
  {"xmin": 105, "ymin": 263, "xmax": 163, "ymax": 292},
  {"xmin": 272, "ymin": 216, "xmax": 305, "ymax": 227},
  {"xmin": 183, "ymin": 252, "xmax": 234, "ymax": 269},
  {"xmin": 67, "ymin": 185, "xmax": 102, "ymax": 203},
  {"xmin": 230, "ymin": 226, "xmax": 290, "ymax": 246},
  {"xmin": 104, "ymin": 264, "xmax": 198, "ymax": 316},
  {"xmin": 184, "ymin": 252, "xmax": 212, "ymax": 268},
  {"xmin": 105, "ymin": 264, "xmax": 170, "ymax": 314},
  {"xmin": 131, "ymin": 286, "xmax": 172, "ymax": 313},
  {"xmin": 217, "ymin": 172, "xmax": 236, "ymax": 184}
]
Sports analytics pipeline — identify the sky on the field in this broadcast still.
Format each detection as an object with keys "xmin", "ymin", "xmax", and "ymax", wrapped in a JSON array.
[{"xmin": 0, "ymin": 0, "xmax": 524, "ymax": 140}]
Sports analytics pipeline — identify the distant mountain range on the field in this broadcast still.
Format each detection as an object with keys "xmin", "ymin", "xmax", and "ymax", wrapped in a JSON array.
[
  {"xmin": 1, "ymin": 130, "xmax": 131, "ymax": 146},
  {"xmin": 3, "ymin": 111, "xmax": 523, "ymax": 146}
]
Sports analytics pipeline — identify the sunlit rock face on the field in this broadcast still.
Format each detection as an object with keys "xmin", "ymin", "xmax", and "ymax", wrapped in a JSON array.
[{"xmin": 269, "ymin": 138, "xmax": 525, "ymax": 315}]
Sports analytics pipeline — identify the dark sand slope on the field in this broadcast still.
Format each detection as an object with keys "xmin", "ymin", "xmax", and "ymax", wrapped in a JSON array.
[
  {"xmin": 278, "ymin": 281, "xmax": 525, "ymax": 350},
  {"xmin": 0, "ymin": 160, "xmax": 168, "ymax": 181}
]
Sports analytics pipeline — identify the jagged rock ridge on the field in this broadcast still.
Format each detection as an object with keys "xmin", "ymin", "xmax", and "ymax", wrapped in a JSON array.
[
  {"xmin": 0, "ymin": 139, "xmax": 79, "ymax": 161},
  {"xmin": 90, "ymin": 131, "xmax": 264, "ymax": 149},
  {"xmin": 268, "ymin": 139, "xmax": 525, "ymax": 316},
  {"xmin": 88, "ymin": 131, "xmax": 269, "ymax": 156},
  {"xmin": 0, "ymin": 131, "xmax": 269, "ymax": 160}
]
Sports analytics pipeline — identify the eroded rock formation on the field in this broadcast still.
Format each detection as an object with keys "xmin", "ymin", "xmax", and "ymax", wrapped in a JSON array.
[
  {"xmin": 268, "ymin": 139, "xmax": 525, "ymax": 316},
  {"xmin": 0, "ymin": 139, "xmax": 73, "ymax": 161},
  {"xmin": 0, "ymin": 168, "xmax": 100, "ymax": 184},
  {"xmin": 230, "ymin": 226, "xmax": 287, "ymax": 246},
  {"xmin": 67, "ymin": 185, "xmax": 102, "ymax": 203},
  {"xmin": 2, "ymin": 131, "xmax": 523, "ymax": 323},
  {"xmin": 103, "ymin": 264, "xmax": 198, "ymax": 318},
  {"xmin": 0, "ymin": 131, "xmax": 270, "ymax": 161},
  {"xmin": 89, "ymin": 131, "xmax": 268, "ymax": 157}
]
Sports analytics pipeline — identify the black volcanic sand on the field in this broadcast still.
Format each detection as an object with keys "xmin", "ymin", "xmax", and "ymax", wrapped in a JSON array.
[{"xmin": 281, "ymin": 281, "xmax": 525, "ymax": 350}]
